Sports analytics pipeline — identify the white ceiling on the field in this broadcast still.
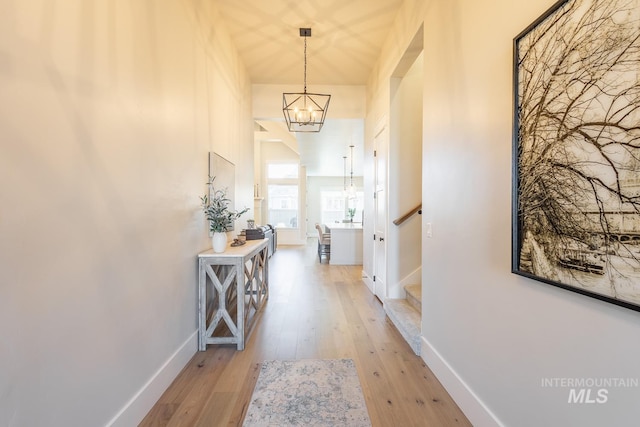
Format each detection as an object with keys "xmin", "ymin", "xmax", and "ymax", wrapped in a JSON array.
[
  {"xmin": 211, "ymin": 0, "xmax": 404, "ymax": 85},
  {"xmin": 211, "ymin": 0, "xmax": 404, "ymax": 176}
]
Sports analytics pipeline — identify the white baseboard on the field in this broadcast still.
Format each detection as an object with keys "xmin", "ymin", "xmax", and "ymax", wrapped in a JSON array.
[
  {"xmin": 398, "ymin": 266, "xmax": 422, "ymax": 289},
  {"xmin": 106, "ymin": 331, "xmax": 198, "ymax": 427},
  {"xmin": 420, "ymin": 336, "xmax": 503, "ymax": 427},
  {"xmin": 386, "ymin": 266, "xmax": 423, "ymax": 299},
  {"xmin": 362, "ymin": 271, "xmax": 374, "ymax": 294}
]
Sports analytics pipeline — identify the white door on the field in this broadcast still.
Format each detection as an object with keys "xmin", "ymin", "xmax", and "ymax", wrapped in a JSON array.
[{"xmin": 373, "ymin": 126, "xmax": 387, "ymax": 301}]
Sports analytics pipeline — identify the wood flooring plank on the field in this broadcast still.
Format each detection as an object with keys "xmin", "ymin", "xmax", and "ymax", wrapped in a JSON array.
[
  {"xmin": 335, "ymin": 283, "xmax": 407, "ymax": 426},
  {"xmin": 388, "ymin": 344, "xmax": 471, "ymax": 427},
  {"xmin": 375, "ymin": 341, "xmax": 450, "ymax": 426},
  {"xmin": 140, "ymin": 349, "xmax": 235, "ymax": 426},
  {"xmin": 141, "ymin": 241, "xmax": 471, "ymax": 427},
  {"xmin": 192, "ymin": 392, "xmax": 234, "ymax": 427},
  {"xmin": 226, "ymin": 362, "xmax": 261, "ymax": 426}
]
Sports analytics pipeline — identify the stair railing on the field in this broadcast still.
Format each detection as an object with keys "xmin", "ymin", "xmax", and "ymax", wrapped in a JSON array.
[{"xmin": 393, "ymin": 204, "xmax": 422, "ymax": 226}]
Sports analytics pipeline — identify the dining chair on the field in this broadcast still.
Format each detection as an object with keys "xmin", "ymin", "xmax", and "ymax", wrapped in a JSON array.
[{"xmin": 315, "ymin": 223, "xmax": 331, "ymax": 263}]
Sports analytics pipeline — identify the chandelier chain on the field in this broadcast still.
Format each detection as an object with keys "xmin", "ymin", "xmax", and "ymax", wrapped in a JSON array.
[{"xmin": 303, "ymin": 36, "xmax": 308, "ymax": 93}]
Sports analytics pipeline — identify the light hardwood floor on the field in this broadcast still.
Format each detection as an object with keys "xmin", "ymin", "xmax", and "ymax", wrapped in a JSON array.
[{"xmin": 140, "ymin": 241, "xmax": 471, "ymax": 426}]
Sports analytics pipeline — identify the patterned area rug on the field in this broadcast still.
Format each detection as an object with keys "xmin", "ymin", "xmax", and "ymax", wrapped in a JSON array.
[{"xmin": 243, "ymin": 358, "xmax": 371, "ymax": 426}]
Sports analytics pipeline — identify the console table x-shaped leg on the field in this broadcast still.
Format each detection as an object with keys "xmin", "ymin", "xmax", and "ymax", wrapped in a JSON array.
[{"xmin": 198, "ymin": 239, "xmax": 269, "ymax": 351}]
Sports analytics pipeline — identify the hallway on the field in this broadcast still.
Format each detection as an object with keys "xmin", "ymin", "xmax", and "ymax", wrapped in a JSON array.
[{"xmin": 141, "ymin": 241, "xmax": 470, "ymax": 426}]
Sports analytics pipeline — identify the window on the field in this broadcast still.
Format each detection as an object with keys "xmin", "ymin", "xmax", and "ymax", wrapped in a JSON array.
[
  {"xmin": 320, "ymin": 190, "xmax": 364, "ymax": 224},
  {"xmin": 267, "ymin": 163, "xmax": 299, "ymax": 229},
  {"xmin": 350, "ymin": 191, "xmax": 365, "ymax": 222},
  {"xmin": 268, "ymin": 184, "xmax": 298, "ymax": 227},
  {"xmin": 321, "ymin": 191, "xmax": 346, "ymax": 225}
]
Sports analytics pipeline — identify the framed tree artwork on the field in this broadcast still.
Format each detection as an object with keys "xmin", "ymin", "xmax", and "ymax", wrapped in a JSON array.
[{"xmin": 512, "ymin": 0, "xmax": 640, "ymax": 311}]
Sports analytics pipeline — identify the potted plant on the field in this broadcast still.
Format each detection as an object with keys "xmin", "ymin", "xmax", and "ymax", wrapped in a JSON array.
[
  {"xmin": 347, "ymin": 208, "xmax": 356, "ymax": 222},
  {"xmin": 201, "ymin": 176, "xmax": 249, "ymax": 253}
]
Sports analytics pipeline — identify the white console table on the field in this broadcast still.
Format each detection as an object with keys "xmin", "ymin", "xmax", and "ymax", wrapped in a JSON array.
[
  {"xmin": 327, "ymin": 223, "xmax": 363, "ymax": 265},
  {"xmin": 197, "ymin": 238, "xmax": 269, "ymax": 351}
]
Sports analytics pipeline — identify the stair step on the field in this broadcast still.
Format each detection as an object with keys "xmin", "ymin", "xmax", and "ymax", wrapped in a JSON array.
[
  {"xmin": 404, "ymin": 284, "xmax": 422, "ymax": 313},
  {"xmin": 384, "ymin": 298, "xmax": 421, "ymax": 355}
]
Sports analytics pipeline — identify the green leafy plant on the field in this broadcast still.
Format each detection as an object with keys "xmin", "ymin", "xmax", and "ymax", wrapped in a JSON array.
[
  {"xmin": 200, "ymin": 176, "xmax": 249, "ymax": 233},
  {"xmin": 348, "ymin": 208, "xmax": 356, "ymax": 221}
]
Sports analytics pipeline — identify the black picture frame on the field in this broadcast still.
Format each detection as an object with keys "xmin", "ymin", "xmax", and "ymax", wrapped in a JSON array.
[{"xmin": 513, "ymin": 0, "xmax": 640, "ymax": 312}]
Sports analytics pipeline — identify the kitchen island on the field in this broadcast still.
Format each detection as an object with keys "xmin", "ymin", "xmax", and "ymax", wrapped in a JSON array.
[{"xmin": 326, "ymin": 222, "xmax": 363, "ymax": 265}]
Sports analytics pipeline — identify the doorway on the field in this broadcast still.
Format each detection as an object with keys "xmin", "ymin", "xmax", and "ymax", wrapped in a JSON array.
[{"xmin": 373, "ymin": 125, "xmax": 387, "ymax": 301}]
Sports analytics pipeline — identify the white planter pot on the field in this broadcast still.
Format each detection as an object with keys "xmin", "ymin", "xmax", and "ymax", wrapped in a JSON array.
[{"xmin": 212, "ymin": 232, "xmax": 227, "ymax": 253}]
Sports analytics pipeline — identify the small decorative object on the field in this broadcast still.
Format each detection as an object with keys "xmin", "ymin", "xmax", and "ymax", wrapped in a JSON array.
[
  {"xmin": 347, "ymin": 208, "xmax": 356, "ymax": 222},
  {"xmin": 513, "ymin": 0, "xmax": 640, "ymax": 312},
  {"xmin": 247, "ymin": 219, "xmax": 255, "ymax": 229},
  {"xmin": 231, "ymin": 237, "xmax": 246, "ymax": 247},
  {"xmin": 201, "ymin": 176, "xmax": 249, "ymax": 253}
]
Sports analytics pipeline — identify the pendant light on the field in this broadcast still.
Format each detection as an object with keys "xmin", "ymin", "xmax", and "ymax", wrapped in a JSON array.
[
  {"xmin": 343, "ymin": 155, "xmax": 348, "ymax": 196},
  {"xmin": 348, "ymin": 145, "xmax": 356, "ymax": 199},
  {"xmin": 282, "ymin": 28, "xmax": 331, "ymax": 132}
]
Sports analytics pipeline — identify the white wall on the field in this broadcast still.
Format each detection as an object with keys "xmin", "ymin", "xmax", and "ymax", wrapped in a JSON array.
[
  {"xmin": 368, "ymin": 0, "xmax": 640, "ymax": 426},
  {"xmin": 387, "ymin": 51, "xmax": 423, "ymax": 298},
  {"xmin": 0, "ymin": 1, "xmax": 253, "ymax": 425}
]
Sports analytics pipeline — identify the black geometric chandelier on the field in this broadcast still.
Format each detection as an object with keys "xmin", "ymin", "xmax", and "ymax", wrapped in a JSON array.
[{"xmin": 282, "ymin": 28, "xmax": 331, "ymax": 132}]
